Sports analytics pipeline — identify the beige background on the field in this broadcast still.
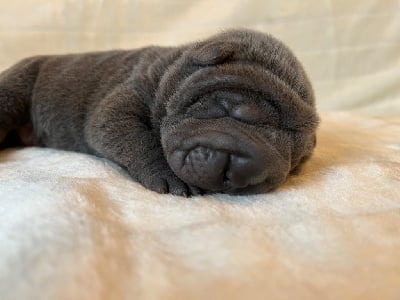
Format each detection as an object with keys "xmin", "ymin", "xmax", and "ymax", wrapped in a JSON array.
[{"xmin": 1, "ymin": 0, "xmax": 400, "ymax": 114}]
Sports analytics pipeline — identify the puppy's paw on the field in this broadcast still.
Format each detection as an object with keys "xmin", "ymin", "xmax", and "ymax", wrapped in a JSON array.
[
  {"xmin": 187, "ymin": 185, "xmax": 204, "ymax": 196},
  {"xmin": 0, "ymin": 129, "xmax": 7, "ymax": 144},
  {"xmin": 140, "ymin": 170, "xmax": 202, "ymax": 197}
]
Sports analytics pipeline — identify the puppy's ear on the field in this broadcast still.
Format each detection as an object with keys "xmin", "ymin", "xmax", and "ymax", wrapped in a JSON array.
[{"xmin": 190, "ymin": 41, "xmax": 235, "ymax": 66}]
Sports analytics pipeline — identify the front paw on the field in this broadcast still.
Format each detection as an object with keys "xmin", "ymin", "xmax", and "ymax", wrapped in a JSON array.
[
  {"xmin": 0, "ymin": 129, "xmax": 7, "ymax": 144},
  {"xmin": 139, "ymin": 168, "xmax": 203, "ymax": 197}
]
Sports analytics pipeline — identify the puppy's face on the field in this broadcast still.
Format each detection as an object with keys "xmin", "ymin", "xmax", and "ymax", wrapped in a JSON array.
[{"xmin": 158, "ymin": 30, "xmax": 319, "ymax": 194}]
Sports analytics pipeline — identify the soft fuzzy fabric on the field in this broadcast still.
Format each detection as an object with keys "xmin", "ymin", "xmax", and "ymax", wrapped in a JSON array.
[{"xmin": 0, "ymin": 112, "xmax": 399, "ymax": 300}]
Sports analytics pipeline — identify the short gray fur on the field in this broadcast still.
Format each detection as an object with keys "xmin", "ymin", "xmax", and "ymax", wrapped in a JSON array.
[{"xmin": 0, "ymin": 29, "xmax": 319, "ymax": 196}]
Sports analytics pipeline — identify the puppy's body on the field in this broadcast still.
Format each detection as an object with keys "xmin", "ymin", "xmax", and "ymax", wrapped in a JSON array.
[
  {"xmin": 0, "ymin": 47, "xmax": 171, "ymax": 150},
  {"xmin": 0, "ymin": 29, "xmax": 319, "ymax": 196}
]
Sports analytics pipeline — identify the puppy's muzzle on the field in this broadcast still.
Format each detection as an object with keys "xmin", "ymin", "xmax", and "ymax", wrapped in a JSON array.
[
  {"xmin": 179, "ymin": 145, "xmax": 263, "ymax": 190},
  {"xmin": 163, "ymin": 126, "xmax": 288, "ymax": 193}
]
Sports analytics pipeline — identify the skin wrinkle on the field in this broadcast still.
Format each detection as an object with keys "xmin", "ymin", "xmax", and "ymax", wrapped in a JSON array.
[{"xmin": 0, "ymin": 29, "xmax": 318, "ymax": 195}]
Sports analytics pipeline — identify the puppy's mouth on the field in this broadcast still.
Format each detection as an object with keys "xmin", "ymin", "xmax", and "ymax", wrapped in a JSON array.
[{"xmin": 161, "ymin": 119, "xmax": 289, "ymax": 193}]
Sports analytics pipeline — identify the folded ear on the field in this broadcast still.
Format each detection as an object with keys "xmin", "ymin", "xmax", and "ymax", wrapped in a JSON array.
[{"xmin": 190, "ymin": 41, "xmax": 235, "ymax": 66}]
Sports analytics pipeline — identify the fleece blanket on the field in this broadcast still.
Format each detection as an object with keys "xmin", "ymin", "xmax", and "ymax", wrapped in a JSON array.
[{"xmin": 0, "ymin": 112, "xmax": 399, "ymax": 300}]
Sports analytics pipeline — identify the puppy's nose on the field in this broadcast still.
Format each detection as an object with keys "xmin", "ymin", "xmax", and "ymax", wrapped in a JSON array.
[
  {"xmin": 185, "ymin": 146, "xmax": 263, "ymax": 190},
  {"xmin": 186, "ymin": 146, "xmax": 228, "ymax": 189}
]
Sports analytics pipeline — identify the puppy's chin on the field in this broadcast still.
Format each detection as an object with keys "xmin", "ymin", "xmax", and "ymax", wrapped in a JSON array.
[{"xmin": 161, "ymin": 117, "xmax": 290, "ymax": 194}]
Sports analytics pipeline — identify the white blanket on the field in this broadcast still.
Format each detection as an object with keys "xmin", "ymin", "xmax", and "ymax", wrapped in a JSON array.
[{"xmin": 1, "ymin": 112, "xmax": 399, "ymax": 299}]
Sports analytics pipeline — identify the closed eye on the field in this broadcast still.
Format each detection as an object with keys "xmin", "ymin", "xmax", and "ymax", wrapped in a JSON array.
[
  {"xmin": 227, "ymin": 102, "xmax": 279, "ymax": 126},
  {"xmin": 187, "ymin": 91, "xmax": 279, "ymax": 126},
  {"xmin": 230, "ymin": 103, "xmax": 262, "ymax": 123},
  {"xmin": 189, "ymin": 102, "xmax": 227, "ymax": 119}
]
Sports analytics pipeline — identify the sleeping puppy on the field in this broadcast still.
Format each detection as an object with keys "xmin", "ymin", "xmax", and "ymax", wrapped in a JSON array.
[{"xmin": 0, "ymin": 29, "xmax": 319, "ymax": 196}]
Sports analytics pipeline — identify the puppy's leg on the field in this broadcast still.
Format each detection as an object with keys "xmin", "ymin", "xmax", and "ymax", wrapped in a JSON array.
[
  {"xmin": 0, "ymin": 57, "xmax": 42, "ymax": 144},
  {"xmin": 85, "ymin": 85, "xmax": 200, "ymax": 196}
]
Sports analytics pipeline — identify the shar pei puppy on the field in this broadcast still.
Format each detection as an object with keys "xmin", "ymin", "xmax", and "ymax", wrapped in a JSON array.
[{"xmin": 0, "ymin": 29, "xmax": 319, "ymax": 196}]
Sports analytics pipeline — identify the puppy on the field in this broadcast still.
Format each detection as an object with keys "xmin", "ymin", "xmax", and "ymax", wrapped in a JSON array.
[{"xmin": 0, "ymin": 29, "xmax": 319, "ymax": 196}]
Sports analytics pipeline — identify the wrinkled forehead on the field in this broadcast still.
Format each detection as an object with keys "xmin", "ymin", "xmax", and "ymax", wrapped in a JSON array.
[
  {"xmin": 189, "ymin": 29, "xmax": 295, "ymax": 66},
  {"xmin": 187, "ymin": 30, "xmax": 312, "ymax": 104},
  {"xmin": 156, "ymin": 30, "xmax": 317, "ymax": 133}
]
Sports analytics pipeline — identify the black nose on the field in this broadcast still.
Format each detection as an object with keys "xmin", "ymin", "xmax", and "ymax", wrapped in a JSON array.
[
  {"xmin": 184, "ymin": 146, "xmax": 228, "ymax": 190},
  {"xmin": 183, "ymin": 146, "xmax": 263, "ymax": 191}
]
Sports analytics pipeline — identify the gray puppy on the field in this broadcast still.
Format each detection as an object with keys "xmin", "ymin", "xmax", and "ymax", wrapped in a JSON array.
[{"xmin": 0, "ymin": 29, "xmax": 319, "ymax": 196}]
